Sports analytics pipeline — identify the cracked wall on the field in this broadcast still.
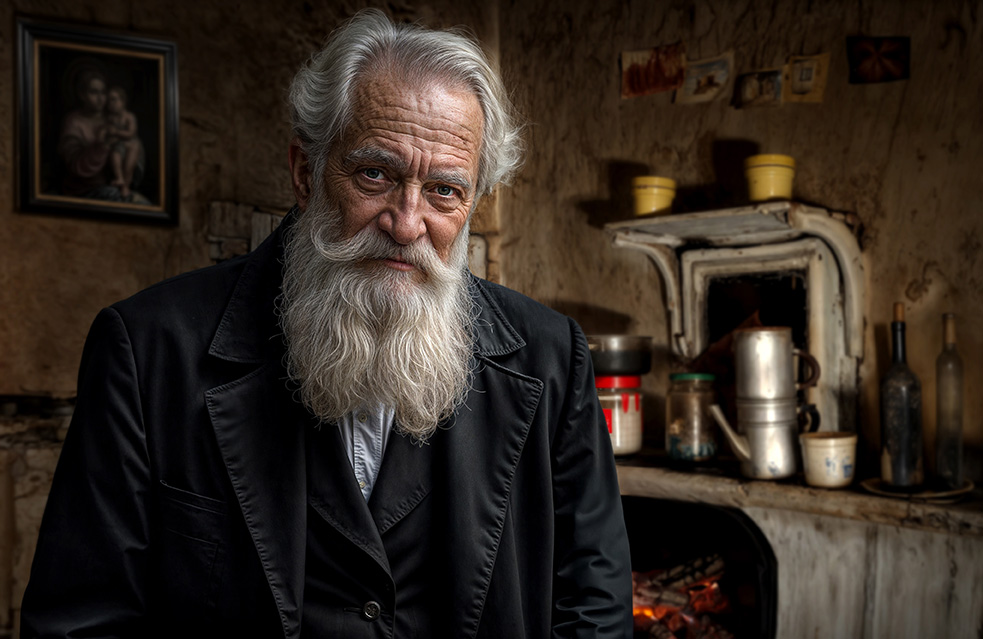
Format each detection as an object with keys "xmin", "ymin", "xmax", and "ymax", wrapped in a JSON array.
[
  {"xmin": 495, "ymin": 0, "xmax": 983, "ymax": 479},
  {"xmin": 1, "ymin": 0, "xmax": 981, "ymax": 482},
  {"xmin": 0, "ymin": 0, "xmax": 498, "ymax": 398}
]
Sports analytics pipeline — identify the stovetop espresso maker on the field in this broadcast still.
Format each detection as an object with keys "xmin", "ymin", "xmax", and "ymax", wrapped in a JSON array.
[{"xmin": 710, "ymin": 326, "xmax": 820, "ymax": 479}]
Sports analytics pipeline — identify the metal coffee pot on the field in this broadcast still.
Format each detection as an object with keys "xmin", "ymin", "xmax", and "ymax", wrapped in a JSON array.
[
  {"xmin": 730, "ymin": 326, "xmax": 820, "ymax": 400},
  {"xmin": 710, "ymin": 327, "xmax": 821, "ymax": 480}
]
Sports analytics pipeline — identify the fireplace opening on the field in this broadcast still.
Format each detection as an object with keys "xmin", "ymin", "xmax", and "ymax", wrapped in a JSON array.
[
  {"xmin": 694, "ymin": 271, "xmax": 813, "ymax": 430},
  {"xmin": 607, "ymin": 203, "xmax": 865, "ymax": 435},
  {"xmin": 623, "ymin": 496, "xmax": 777, "ymax": 639},
  {"xmin": 706, "ymin": 271, "xmax": 807, "ymax": 347}
]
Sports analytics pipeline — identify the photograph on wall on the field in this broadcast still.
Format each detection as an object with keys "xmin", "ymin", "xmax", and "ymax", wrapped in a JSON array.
[
  {"xmin": 674, "ymin": 51, "xmax": 734, "ymax": 105},
  {"xmin": 733, "ymin": 68, "xmax": 784, "ymax": 108},
  {"xmin": 783, "ymin": 53, "xmax": 830, "ymax": 103},
  {"xmin": 620, "ymin": 42, "xmax": 686, "ymax": 99},
  {"xmin": 17, "ymin": 20, "xmax": 179, "ymax": 223},
  {"xmin": 846, "ymin": 36, "xmax": 910, "ymax": 84}
]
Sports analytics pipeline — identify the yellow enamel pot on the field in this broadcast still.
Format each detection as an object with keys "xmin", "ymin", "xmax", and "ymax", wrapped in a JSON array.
[
  {"xmin": 632, "ymin": 176, "xmax": 676, "ymax": 216},
  {"xmin": 745, "ymin": 154, "xmax": 795, "ymax": 202}
]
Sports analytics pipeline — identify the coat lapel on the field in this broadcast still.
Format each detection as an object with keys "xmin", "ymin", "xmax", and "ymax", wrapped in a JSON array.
[
  {"xmin": 369, "ymin": 428, "xmax": 433, "ymax": 535},
  {"xmin": 206, "ymin": 363, "xmax": 308, "ymax": 639},
  {"xmin": 205, "ymin": 212, "xmax": 308, "ymax": 639},
  {"xmin": 436, "ymin": 281, "xmax": 544, "ymax": 639},
  {"xmin": 436, "ymin": 359, "xmax": 543, "ymax": 638}
]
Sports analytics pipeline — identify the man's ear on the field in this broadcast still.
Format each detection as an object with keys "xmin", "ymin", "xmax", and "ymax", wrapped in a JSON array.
[{"xmin": 288, "ymin": 138, "xmax": 312, "ymax": 211}]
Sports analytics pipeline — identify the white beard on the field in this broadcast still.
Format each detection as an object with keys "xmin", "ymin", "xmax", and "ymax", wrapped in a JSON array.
[{"xmin": 279, "ymin": 186, "xmax": 476, "ymax": 441}]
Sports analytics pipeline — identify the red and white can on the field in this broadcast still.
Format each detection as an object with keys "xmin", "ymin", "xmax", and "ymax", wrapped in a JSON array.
[{"xmin": 596, "ymin": 375, "xmax": 643, "ymax": 455}]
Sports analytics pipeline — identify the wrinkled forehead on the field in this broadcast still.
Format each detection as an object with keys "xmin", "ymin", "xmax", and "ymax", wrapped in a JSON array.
[{"xmin": 346, "ymin": 66, "xmax": 485, "ymax": 150}]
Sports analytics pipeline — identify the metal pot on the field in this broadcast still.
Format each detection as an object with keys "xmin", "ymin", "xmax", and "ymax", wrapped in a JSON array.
[
  {"xmin": 732, "ymin": 327, "xmax": 820, "ymax": 400},
  {"xmin": 709, "ymin": 401, "xmax": 820, "ymax": 480},
  {"xmin": 587, "ymin": 335, "xmax": 653, "ymax": 375}
]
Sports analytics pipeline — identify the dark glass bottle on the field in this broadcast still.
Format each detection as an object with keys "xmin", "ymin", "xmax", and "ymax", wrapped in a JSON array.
[
  {"xmin": 935, "ymin": 313, "xmax": 963, "ymax": 490},
  {"xmin": 880, "ymin": 302, "xmax": 923, "ymax": 489}
]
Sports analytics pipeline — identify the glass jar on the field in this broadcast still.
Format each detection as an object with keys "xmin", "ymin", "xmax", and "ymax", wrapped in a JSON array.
[
  {"xmin": 665, "ymin": 373, "xmax": 717, "ymax": 462},
  {"xmin": 596, "ymin": 375, "xmax": 643, "ymax": 456}
]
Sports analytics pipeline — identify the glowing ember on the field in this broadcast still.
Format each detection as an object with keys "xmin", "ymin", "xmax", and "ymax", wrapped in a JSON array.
[
  {"xmin": 632, "ymin": 556, "xmax": 734, "ymax": 638},
  {"xmin": 634, "ymin": 605, "xmax": 655, "ymax": 619}
]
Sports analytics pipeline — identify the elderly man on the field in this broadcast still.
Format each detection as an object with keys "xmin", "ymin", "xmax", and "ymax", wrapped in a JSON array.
[{"xmin": 22, "ymin": 10, "xmax": 631, "ymax": 638}]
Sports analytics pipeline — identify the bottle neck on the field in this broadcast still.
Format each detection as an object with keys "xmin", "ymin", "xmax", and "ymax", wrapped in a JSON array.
[
  {"xmin": 892, "ymin": 321, "xmax": 907, "ymax": 363},
  {"xmin": 943, "ymin": 314, "xmax": 956, "ymax": 347}
]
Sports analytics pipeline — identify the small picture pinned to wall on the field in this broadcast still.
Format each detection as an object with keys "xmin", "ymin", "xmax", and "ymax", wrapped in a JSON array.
[
  {"xmin": 620, "ymin": 42, "xmax": 686, "ymax": 99},
  {"xmin": 733, "ymin": 68, "xmax": 784, "ymax": 108},
  {"xmin": 783, "ymin": 53, "xmax": 830, "ymax": 103},
  {"xmin": 674, "ymin": 51, "xmax": 734, "ymax": 105},
  {"xmin": 847, "ymin": 36, "xmax": 910, "ymax": 84}
]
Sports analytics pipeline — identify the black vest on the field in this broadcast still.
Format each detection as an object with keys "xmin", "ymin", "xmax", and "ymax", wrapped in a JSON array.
[{"xmin": 302, "ymin": 423, "xmax": 441, "ymax": 637}]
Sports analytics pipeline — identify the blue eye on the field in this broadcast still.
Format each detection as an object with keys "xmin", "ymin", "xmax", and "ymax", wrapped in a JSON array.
[{"xmin": 363, "ymin": 168, "xmax": 383, "ymax": 180}]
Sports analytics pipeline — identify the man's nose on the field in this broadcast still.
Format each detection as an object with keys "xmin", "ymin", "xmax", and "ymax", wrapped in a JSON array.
[{"xmin": 378, "ymin": 185, "xmax": 427, "ymax": 245}]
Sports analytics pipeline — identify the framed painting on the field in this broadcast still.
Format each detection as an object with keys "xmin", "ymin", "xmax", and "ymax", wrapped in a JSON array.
[{"xmin": 17, "ymin": 20, "xmax": 179, "ymax": 224}]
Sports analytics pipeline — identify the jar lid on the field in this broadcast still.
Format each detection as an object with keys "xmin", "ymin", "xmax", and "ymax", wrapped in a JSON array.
[
  {"xmin": 669, "ymin": 373, "xmax": 715, "ymax": 381},
  {"xmin": 595, "ymin": 375, "xmax": 641, "ymax": 388}
]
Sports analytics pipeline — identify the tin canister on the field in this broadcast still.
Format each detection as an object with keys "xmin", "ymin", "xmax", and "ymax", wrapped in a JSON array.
[
  {"xmin": 596, "ymin": 375, "xmax": 643, "ymax": 456},
  {"xmin": 665, "ymin": 373, "xmax": 717, "ymax": 461}
]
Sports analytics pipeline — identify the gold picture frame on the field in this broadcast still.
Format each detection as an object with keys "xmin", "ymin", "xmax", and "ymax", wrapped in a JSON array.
[{"xmin": 17, "ymin": 19, "xmax": 179, "ymax": 223}]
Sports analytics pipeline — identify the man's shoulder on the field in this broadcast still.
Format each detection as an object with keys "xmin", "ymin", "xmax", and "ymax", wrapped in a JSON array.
[
  {"xmin": 110, "ymin": 253, "xmax": 251, "ymax": 330},
  {"xmin": 471, "ymin": 277, "xmax": 582, "ymax": 361},
  {"xmin": 472, "ymin": 277, "xmax": 570, "ymax": 329}
]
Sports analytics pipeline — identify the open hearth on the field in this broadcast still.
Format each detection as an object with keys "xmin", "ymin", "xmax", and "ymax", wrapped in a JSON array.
[{"xmin": 622, "ymin": 496, "xmax": 777, "ymax": 639}]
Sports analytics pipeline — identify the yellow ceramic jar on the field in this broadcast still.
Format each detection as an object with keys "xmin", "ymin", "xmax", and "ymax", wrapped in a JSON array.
[
  {"xmin": 745, "ymin": 154, "xmax": 795, "ymax": 202},
  {"xmin": 632, "ymin": 176, "xmax": 676, "ymax": 216}
]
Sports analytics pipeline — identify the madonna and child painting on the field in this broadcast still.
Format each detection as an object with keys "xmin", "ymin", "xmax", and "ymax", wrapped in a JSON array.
[{"xmin": 18, "ymin": 21, "xmax": 177, "ymax": 223}]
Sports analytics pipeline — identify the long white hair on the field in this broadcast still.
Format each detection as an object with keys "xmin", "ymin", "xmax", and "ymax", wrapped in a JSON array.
[{"xmin": 288, "ymin": 9, "xmax": 523, "ymax": 200}]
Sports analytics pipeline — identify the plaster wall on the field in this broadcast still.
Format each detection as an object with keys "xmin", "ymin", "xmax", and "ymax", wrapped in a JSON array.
[
  {"xmin": 1, "ymin": 0, "xmax": 982, "ymax": 481},
  {"xmin": 1, "ymin": 0, "xmax": 981, "ymax": 631},
  {"xmin": 496, "ymin": 0, "xmax": 983, "ymax": 479},
  {"xmin": 0, "ymin": 0, "xmax": 498, "ymax": 396}
]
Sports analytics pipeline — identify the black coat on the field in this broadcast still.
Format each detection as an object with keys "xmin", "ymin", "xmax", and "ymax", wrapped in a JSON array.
[{"xmin": 21, "ymin": 214, "xmax": 632, "ymax": 638}]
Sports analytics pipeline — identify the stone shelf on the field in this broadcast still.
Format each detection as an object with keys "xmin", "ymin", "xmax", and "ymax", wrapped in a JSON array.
[{"xmin": 616, "ymin": 460, "xmax": 983, "ymax": 537}]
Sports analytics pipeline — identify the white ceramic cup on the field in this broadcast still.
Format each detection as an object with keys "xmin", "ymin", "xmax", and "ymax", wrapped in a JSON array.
[{"xmin": 800, "ymin": 432, "xmax": 857, "ymax": 488}]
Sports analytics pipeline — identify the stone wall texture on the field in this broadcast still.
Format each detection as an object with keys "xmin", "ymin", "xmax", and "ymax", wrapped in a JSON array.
[{"xmin": 2, "ymin": 0, "xmax": 982, "ymax": 477}]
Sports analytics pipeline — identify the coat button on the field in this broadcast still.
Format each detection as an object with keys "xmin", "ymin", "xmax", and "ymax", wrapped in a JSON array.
[{"xmin": 362, "ymin": 600, "xmax": 381, "ymax": 621}]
